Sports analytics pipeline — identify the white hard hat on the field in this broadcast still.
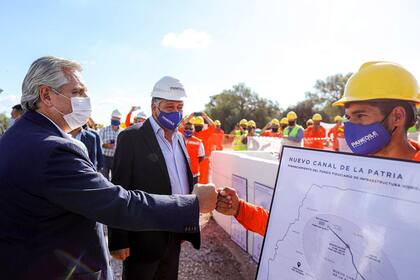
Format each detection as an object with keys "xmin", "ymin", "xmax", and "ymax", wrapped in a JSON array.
[
  {"xmin": 135, "ymin": 111, "xmax": 147, "ymax": 119},
  {"xmin": 151, "ymin": 76, "xmax": 187, "ymax": 101},
  {"xmin": 111, "ymin": 109, "xmax": 122, "ymax": 118}
]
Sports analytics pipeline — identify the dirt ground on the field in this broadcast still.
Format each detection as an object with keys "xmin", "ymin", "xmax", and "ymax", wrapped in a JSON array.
[{"xmin": 111, "ymin": 214, "xmax": 257, "ymax": 280}]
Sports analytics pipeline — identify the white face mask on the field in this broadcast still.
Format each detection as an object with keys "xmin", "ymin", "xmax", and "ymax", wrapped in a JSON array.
[{"xmin": 52, "ymin": 90, "xmax": 92, "ymax": 130}]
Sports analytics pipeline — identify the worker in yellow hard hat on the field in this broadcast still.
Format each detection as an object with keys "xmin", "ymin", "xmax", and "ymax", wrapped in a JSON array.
[
  {"xmin": 280, "ymin": 117, "xmax": 288, "ymax": 131},
  {"xmin": 306, "ymin": 119, "xmax": 314, "ymax": 127},
  {"xmin": 303, "ymin": 113, "xmax": 326, "ymax": 149},
  {"xmin": 215, "ymin": 61, "xmax": 420, "ymax": 239},
  {"xmin": 261, "ymin": 118, "xmax": 283, "ymax": 137},
  {"xmin": 283, "ymin": 111, "xmax": 304, "ymax": 147},
  {"xmin": 333, "ymin": 61, "xmax": 420, "ymax": 160},
  {"xmin": 233, "ymin": 119, "xmax": 248, "ymax": 151},
  {"xmin": 328, "ymin": 115, "xmax": 345, "ymax": 151}
]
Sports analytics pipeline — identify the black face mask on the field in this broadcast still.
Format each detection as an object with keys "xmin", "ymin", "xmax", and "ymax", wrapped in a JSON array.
[
  {"xmin": 280, "ymin": 124, "xmax": 287, "ymax": 129},
  {"xmin": 272, "ymin": 127, "xmax": 279, "ymax": 133},
  {"xmin": 288, "ymin": 121, "xmax": 296, "ymax": 126},
  {"xmin": 195, "ymin": 126, "xmax": 203, "ymax": 132},
  {"xmin": 248, "ymin": 127, "xmax": 254, "ymax": 132}
]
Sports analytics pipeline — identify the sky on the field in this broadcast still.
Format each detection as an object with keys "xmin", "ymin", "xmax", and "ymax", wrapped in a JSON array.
[{"xmin": 1, "ymin": 0, "xmax": 420, "ymax": 124}]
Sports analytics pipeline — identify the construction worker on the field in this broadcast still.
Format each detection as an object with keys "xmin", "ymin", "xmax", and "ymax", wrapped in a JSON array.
[
  {"xmin": 241, "ymin": 120, "xmax": 257, "ymax": 146},
  {"xmin": 306, "ymin": 119, "xmax": 313, "ymax": 127},
  {"xmin": 210, "ymin": 120, "xmax": 225, "ymax": 151},
  {"xmin": 282, "ymin": 111, "xmax": 304, "ymax": 147},
  {"xmin": 260, "ymin": 118, "xmax": 283, "ymax": 137},
  {"xmin": 232, "ymin": 119, "xmax": 248, "ymax": 151},
  {"xmin": 303, "ymin": 113, "xmax": 326, "ymax": 149},
  {"xmin": 280, "ymin": 117, "xmax": 288, "ymax": 131},
  {"xmin": 183, "ymin": 121, "xmax": 205, "ymax": 185},
  {"xmin": 192, "ymin": 113, "xmax": 216, "ymax": 184},
  {"xmin": 328, "ymin": 115, "xmax": 345, "ymax": 151},
  {"xmin": 216, "ymin": 61, "xmax": 420, "ymax": 235}
]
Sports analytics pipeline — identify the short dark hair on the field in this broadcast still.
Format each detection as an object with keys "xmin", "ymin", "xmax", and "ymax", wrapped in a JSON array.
[
  {"xmin": 345, "ymin": 100, "xmax": 417, "ymax": 130},
  {"xmin": 12, "ymin": 104, "xmax": 23, "ymax": 113}
]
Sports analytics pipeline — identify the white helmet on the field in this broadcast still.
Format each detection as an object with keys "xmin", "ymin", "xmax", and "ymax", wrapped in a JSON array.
[
  {"xmin": 151, "ymin": 76, "xmax": 187, "ymax": 101},
  {"xmin": 111, "ymin": 109, "xmax": 122, "ymax": 118},
  {"xmin": 135, "ymin": 111, "xmax": 147, "ymax": 119}
]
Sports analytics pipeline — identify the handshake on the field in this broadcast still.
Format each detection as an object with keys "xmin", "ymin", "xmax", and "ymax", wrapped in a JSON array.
[{"xmin": 194, "ymin": 184, "xmax": 240, "ymax": 216}]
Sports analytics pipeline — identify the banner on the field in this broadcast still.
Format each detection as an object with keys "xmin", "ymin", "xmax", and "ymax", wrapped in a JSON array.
[{"xmin": 257, "ymin": 146, "xmax": 420, "ymax": 280}]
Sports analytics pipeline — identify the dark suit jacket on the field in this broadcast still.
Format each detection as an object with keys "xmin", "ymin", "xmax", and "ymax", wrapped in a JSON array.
[
  {"xmin": 108, "ymin": 119, "xmax": 200, "ymax": 261},
  {"xmin": 80, "ymin": 128, "xmax": 98, "ymax": 168},
  {"xmin": 0, "ymin": 112, "xmax": 200, "ymax": 280},
  {"xmin": 88, "ymin": 128, "xmax": 105, "ymax": 169}
]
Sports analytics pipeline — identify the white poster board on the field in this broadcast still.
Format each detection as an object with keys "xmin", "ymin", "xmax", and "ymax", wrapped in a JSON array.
[
  {"xmin": 257, "ymin": 146, "xmax": 420, "ymax": 280},
  {"xmin": 247, "ymin": 136, "xmax": 282, "ymax": 153},
  {"xmin": 231, "ymin": 175, "xmax": 248, "ymax": 251},
  {"xmin": 252, "ymin": 183, "xmax": 273, "ymax": 262}
]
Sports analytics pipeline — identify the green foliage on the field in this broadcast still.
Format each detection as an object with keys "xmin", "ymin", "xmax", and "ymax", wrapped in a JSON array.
[
  {"xmin": 205, "ymin": 83, "xmax": 282, "ymax": 132},
  {"xmin": 0, "ymin": 113, "xmax": 9, "ymax": 133}
]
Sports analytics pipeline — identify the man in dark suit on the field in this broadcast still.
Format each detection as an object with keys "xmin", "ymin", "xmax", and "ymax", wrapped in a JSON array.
[
  {"xmin": 108, "ymin": 76, "xmax": 200, "ymax": 280},
  {"xmin": 0, "ymin": 56, "xmax": 218, "ymax": 280}
]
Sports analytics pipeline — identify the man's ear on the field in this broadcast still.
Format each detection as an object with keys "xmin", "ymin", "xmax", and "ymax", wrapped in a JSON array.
[
  {"xmin": 390, "ymin": 106, "xmax": 406, "ymax": 127},
  {"xmin": 39, "ymin": 86, "xmax": 54, "ymax": 107}
]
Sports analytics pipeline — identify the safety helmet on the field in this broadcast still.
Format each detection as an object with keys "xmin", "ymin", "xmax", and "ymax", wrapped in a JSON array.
[
  {"xmin": 214, "ymin": 120, "xmax": 221, "ymax": 126},
  {"xmin": 247, "ymin": 120, "xmax": 256, "ymax": 128},
  {"xmin": 334, "ymin": 115, "xmax": 343, "ymax": 122},
  {"xmin": 111, "ymin": 109, "xmax": 122, "ymax": 119},
  {"xmin": 193, "ymin": 116, "xmax": 205, "ymax": 126},
  {"xmin": 312, "ymin": 113, "xmax": 322, "ymax": 121},
  {"xmin": 239, "ymin": 119, "xmax": 248, "ymax": 126},
  {"xmin": 151, "ymin": 76, "xmax": 187, "ymax": 101},
  {"xmin": 306, "ymin": 119, "xmax": 314, "ymax": 126},
  {"xmin": 334, "ymin": 61, "xmax": 420, "ymax": 106},
  {"xmin": 271, "ymin": 118, "xmax": 280, "ymax": 126},
  {"xmin": 135, "ymin": 111, "xmax": 147, "ymax": 119},
  {"xmin": 287, "ymin": 111, "xmax": 298, "ymax": 121},
  {"xmin": 280, "ymin": 117, "xmax": 288, "ymax": 125}
]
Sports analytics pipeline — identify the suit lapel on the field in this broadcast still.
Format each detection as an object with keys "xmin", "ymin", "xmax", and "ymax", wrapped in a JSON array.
[{"xmin": 141, "ymin": 120, "xmax": 172, "ymax": 188}]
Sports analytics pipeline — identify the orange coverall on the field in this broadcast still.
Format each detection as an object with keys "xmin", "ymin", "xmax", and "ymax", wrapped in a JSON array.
[
  {"xmin": 210, "ymin": 128, "xmax": 225, "ymax": 151},
  {"xmin": 303, "ymin": 126, "xmax": 326, "ymax": 149},
  {"xmin": 328, "ymin": 124, "xmax": 345, "ymax": 151},
  {"xmin": 194, "ymin": 124, "xmax": 216, "ymax": 184}
]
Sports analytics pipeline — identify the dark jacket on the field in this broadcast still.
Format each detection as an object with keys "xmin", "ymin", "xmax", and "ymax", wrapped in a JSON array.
[
  {"xmin": 108, "ymin": 119, "xmax": 200, "ymax": 261},
  {"xmin": 79, "ymin": 128, "xmax": 98, "ymax": 168},
  {"xmin": 0, "ymin": 111, "xmax": 200, "ymax": 280}
]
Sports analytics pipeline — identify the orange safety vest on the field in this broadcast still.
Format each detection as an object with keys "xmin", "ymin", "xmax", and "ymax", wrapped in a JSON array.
[
  {"xmin": 328, "ymin": 124, "xmax": 345, "ymax": 151},
  {"xmin": 193, "ymin": 124, "xmax": 216, "ymax": 156},
  {"xmin": 210, "ymin": 128, "xmax": 224, "ymax": 151},
  {"xmin": 303, "ymin": 126, "xmax": 326, "ymax": 149},
  {"xmin": 186, "ymin": 136, "xmax": 203, "ymax": 176},
  {"xmin": 260, "ymin": 130, "xmax": 283, "ymax": 138}
]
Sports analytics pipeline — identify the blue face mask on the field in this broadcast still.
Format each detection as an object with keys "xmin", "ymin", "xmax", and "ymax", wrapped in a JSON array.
[
  {"xmin": 158, "ymin": 110, "xmax": 183, "ymax": 131},
  {"xmin": 111, "ymin": 120, "xmax": 120, "ymax": 126},
  {"xmin": 184, "ymin": 130, "xmax": 193, "ymax": 138},
  {"xmin": 344, "ymin": 119, "xmax": 394, "ymax": 155}
]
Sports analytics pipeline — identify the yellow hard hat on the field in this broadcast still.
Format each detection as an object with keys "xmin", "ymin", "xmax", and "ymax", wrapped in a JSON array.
[
  {"xmin": 194, "ymin": 116, "xmax": 205, "ymax": 126},
  {"xmin": 239, "ymin": 119, "xmax": 248, "ymax": 126},
  {"xmin": 287, "ymin": 111, "xmax": 298, "ymax": 121},
  {"xmin": 247, "ymin": 120, "xmax": 256, "ymax": 128},
  {"xmin": 334, "ymin": 61, "xmax": 420, "ymax": 106},
  {"xmin": 280, "ymin": 117, "xmax": 288, "ymax": 125},
  {"xmin": 271, "ymin": 118, "xmax": 280, "ymax": 125},
  {"xmin": 214, "ymin": 120, "xmax": 221, "ymax": 126},
  {"xmin": 187, "ymin": 117, "xmax": 195, "ymax": 125},
  {"xmin": 334, "ymin": 115, "xmax": 343, "ymax": 122},
  {"xmin": 306, "ymin": 119, "xmax": 314, "ymax": 125},
  {"xmin": 312, "ymin": 113, "xmax": 322, "ymax": 121}
]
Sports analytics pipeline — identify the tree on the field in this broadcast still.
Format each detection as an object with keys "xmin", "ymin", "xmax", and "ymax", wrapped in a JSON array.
[
  {"xmin": 304, "ymin": 73, "xmax": 352, "ymax": 122},
  {"xmin": 205, "ymin": 83, "xmax": 282, "ymax": 132},
  {"xmin": 0, "ymin": 113, "xmax": 9, "ymax": 134}
]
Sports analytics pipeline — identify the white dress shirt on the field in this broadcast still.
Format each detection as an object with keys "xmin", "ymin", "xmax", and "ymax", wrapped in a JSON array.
[{"xmin": 149, "ymin": 116, "xmax": 190, "ymax": 195}]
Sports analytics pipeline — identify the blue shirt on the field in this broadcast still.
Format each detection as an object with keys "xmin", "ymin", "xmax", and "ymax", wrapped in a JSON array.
[{"xmin": 149, "ymin": 116, "xmax": 190, "ymax": 195}]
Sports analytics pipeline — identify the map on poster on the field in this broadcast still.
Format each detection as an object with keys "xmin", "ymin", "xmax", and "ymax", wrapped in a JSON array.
[
  {"xmin": 257, "ymin": 146, "xmax": 420, "ymax": 280},
  {"xmin": 231, "ymin": 174, "xmax": 248, "ymax": 251},
  {"xmin": 252, "ymin": 183, "xmax": 273, "ymax": 262}
]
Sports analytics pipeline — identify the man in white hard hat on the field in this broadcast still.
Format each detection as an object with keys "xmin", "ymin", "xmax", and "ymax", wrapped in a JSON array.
[
  {"xmin": 109, "ymin": 76, "xmax": 211, "ymax": 280},
  {"xmin": 99, "ymin": 109, "xmax": 122, "ymax": 180},
  {"xmin": 134, "ymin": 111, "xmax": 147, "ymax": 126}
]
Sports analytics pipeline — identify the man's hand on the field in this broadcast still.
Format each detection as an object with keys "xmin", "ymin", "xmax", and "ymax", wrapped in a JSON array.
[
  {"xmin": 216, "ymin": 187, "xmax": 240, "ymax": 217},
  {"xmin": 111, "ymin": 248, "xmax": 130, "ymax": 261},
  {"xmin": 193, "ymin": 184, "xmax": 218, "ymax": 213}
]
